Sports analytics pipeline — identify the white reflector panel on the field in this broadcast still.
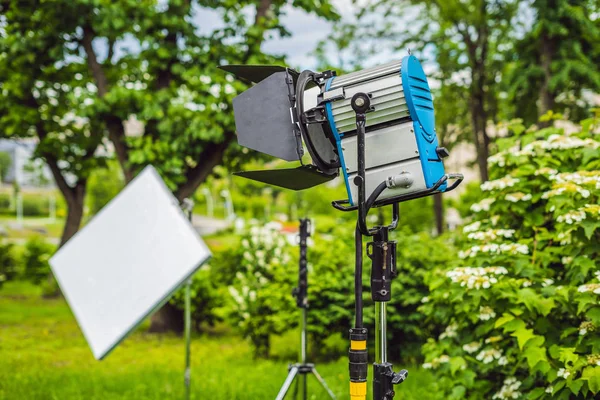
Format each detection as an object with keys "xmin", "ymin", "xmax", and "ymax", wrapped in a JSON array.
[{"xmin": 49, "ymin": 166, "xmax": 211, "ymax": 360}]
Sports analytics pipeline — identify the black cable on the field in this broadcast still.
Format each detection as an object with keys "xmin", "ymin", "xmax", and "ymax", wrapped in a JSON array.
[{"xmin": 354, "ymin": 180, "xmax": 388, "ymax": 328}]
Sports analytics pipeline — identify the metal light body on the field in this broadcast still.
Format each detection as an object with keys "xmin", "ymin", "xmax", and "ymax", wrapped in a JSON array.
[
  {"xmin": 322, "ymin": 56, "xmax": 447, "ymax": 205},
  {"xmin": 221, "ymin": 55, "xmax": 457, "ymax": 207}
]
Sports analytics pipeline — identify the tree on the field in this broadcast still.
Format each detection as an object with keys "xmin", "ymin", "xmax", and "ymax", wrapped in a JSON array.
[
  {"xmin": 0, "ymin": 2, "xmax": 106, "ymax": 246},
  {"xmin": 0, "ymin": 0, "xmax": 339, "ymax": 233},
  {"xmin": 506, "ymin": 0, "xmax": 600, "ymax": 125}
]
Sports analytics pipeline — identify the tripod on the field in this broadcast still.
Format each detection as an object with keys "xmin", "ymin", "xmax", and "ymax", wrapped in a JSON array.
[{"xmin": 275, "ymin": 219, "xmax": 337, "ymax": 400}]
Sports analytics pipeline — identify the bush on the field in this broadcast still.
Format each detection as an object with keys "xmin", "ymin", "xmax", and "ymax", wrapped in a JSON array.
[
  {"xmin": 223, "ymin": 222, "xmax": 296, "ymax": 358},
  {"xmin": 421, "ymin": 119, "xmax": 600, "ymax": 399},
  {"xmin": 170, "ymin": 265, "xmax": 223, "ymax": 330},
  {"xmin": 304, "ymin": 222, "xmax": 356, "ymax": 359},
  {"xmin": 22, "ymin": 196, "xmax": 49, "ymax": 216},
  {"xmin": 0, "ymin": 151, "xmax": 11, "ymax": 182},
  {"xmin": 0, "ymin": 240, "xmax": 19, "ymax": 287},
  {"xmin": 384, "ymin": 228, "xmax": 458, "ymax": 363},
  {"xmin": 0, "ymin": 192, "xmax": 11, "ymax": 210},
  {"xmin": 22, "ymin": 236, "xmax": 55, "ymax": 285}
]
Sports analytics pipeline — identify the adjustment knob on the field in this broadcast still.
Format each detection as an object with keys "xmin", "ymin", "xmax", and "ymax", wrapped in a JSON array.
[
  {"xmin": 391, "ymin": 369, "xmax": 408, "ymax": 385},
  {"xmin": 436, "ymin": 147, "xmax": 450, "ymax": 159}
]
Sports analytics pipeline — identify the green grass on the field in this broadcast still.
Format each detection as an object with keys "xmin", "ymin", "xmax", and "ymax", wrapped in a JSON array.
[{"xmin": 0, "ymin": 282, "xmax": 439, "ymax": 399}]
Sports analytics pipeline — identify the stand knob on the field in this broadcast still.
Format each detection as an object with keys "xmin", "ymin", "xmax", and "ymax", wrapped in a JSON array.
[{"xmin": 391, "ymin": 369, "xmax": 408, "ymax": 385}]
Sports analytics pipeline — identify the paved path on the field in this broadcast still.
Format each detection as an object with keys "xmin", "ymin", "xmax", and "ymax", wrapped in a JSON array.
[{"xmin": 1, "ymin": 214, "xmax": 231, "ymax": 245}]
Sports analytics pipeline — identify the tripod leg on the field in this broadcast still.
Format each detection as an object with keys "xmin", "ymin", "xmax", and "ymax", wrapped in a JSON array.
[
  {"xmin": 276, "ymin": 367, "xmax": 299, "ymax": 400},
  {"xmin": 311, "ymin": 368, "xmax": 337, "ymax": 399},
  {"xmin": 302, "ymin": 373, "xmax": 307, "ymax": 400},
  {"xmin": 293, "ymin": 373, "xmax": 299, "ymax": 400}
]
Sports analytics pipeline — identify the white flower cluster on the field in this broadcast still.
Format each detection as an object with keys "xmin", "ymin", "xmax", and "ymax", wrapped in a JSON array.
[
  {"xmin": 481, "ymin": 176, "xmax": 520, "ymax": 192},
  {"xmin": 578, "ymin": 283, "xmax": 600, "ymax": 294},
  {"xmin": 463, "ymin": 221, "xmax": 482, "ymax": 233},
  {"xmin": 516, "ymin": 134, "xmax": 599, "ymax": 157},
  {"xmin": 492, "ymin": 377, "xmax": 522, "ymax": 400},
  {"xmin": 462, "ymin": 341, "xmax": 481, "ymax": 354},
  {"xmin": 459, "ymin": 243, "xmax": 529, "ymax": 259},
  {"xmin": 557, "ymin": 368, "xmax": 570, "ymax": 379},
  {"xmin": 488, "ymin": 152, "xmax": 508, "ymax": 167},
  {"xmin": 479, "ymin": 306, "xmax": 497, "ymax": 321},
  {"xmin": 447, "ymin": 266, "xmax": 508, "ymax": 290},
  {"xmin": 471, "ymin": 198, "xmax": 496, "ymax": 212},
  {"xmin": 557, "ymin": 210, "xmax": 587, "ymax": 224},
  {"xmin": 587, "ymin": 354, "xmax": 600, "ymax": 367},
  {"xmin": 439, "ymin": 323, "xmax": 458, "ymax": 340},
  {"xmin": 535, "ymin": 167, "xmax": 558, "ymax": 176},
  {"xmin": 579, "ymin": 321, "xmax": 595, "ymax": 336},
  {"xmin": 561, "ymin": 256, "xmax": 573, "ymax": 264},
  {"xmin": 505, "ymin": 192, "xmax": 532, "ymax": 203},
  {"xmin": 422, "ymin": 354, "xmax": 450, "ymax": 370},
  {"xmin": 557, "ymin": 231, "xmax": 572, "ymax": 245},
  {"xmin": 543, "ymin": 182, "xmax": 591, "ymax": 199},
  {"xmin": 551, "ymin": 171, "xmax": 600, "ymax": 189},
  {"xmin": 467, "ymin": 229, "xmax": 516, "ymax": 241},
  {"xmin": 542, "ymin": 278, "xmax": 555, "ymax": 287},
  {"xmin": 241, "ymin": 224, "xmax": 290, "ymax": 271},
  {"xmin": 477, "ymin": 348, "xmax": 503, "ymax": 364}
]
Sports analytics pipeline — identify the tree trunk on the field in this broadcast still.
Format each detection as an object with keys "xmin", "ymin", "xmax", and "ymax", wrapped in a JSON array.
[
  {"xmin": 59, "ymin": 183, "xmax": 86, "ymax": 247},
  {"xmin": 433, "ymin": 193, "xmax": 444, "ymax": 235},
  {"xmin": 470, "ymin": 82, "xmax": 490, "ymax": 182},
  {"xmin": 538, "ymin": 34, "xmax": 555, "ymax": 126}
]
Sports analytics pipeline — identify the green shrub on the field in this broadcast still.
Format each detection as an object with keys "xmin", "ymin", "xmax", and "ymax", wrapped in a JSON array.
[
  {"xmin": 384, "ymin": 228, "xmax": 458, "ymax": 363},
  {"xmin": 0, "ymin": 192, "xmax": 11, "ymax": 210},
  {"xmin": 170, "ymin": 266, "xmax": 222, "ymax": 330},
  {"xmin": 304, "ymin": 222, "xmax": 356, "ymax": 359},
  {"xmin": 421, "ymin": 119, "xmax": 600, "ymax": 399},
  {"xmin": 0, "ymin": 240, "xmax": 19, "ymax": 287},
  {"xmin": 0, "ymin": 151, "xmax": 11, "ymax": 182},
  {"xmin": 223, "ymin": 222, "xmax": 296, "ymax": 358},
  {"xmin": 22, "ymin": 236, "xmax": 55, "ymax": 285},
  {"xmin": 22, "ymin": 196, "xmax": 49, "ymax": 216}
]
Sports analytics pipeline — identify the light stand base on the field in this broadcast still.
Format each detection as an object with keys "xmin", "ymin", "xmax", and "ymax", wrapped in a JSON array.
[{"xmin": 275, "ymin": 363, "xmax": 337, "ymax": 400}]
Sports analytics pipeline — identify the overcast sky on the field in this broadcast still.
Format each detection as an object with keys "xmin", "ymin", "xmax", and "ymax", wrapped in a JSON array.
[{"xmin": 192, "ymin": 0, "xmax": 394, "ymax": 71}]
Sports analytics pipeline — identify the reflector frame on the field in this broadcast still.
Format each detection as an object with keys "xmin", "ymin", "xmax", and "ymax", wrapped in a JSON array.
[{"xmin": 49, "ymin": 166, "xmax": 211, "ymax": 360}]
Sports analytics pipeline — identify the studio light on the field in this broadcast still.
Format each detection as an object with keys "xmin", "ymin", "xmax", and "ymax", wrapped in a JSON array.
[
  {"xmin": 222, "ymin": 56, "xmax": 463, "ymax": 400},
  {"xmin": 220, "ymin": 56, "xmax": 462, "ymax": 206}
]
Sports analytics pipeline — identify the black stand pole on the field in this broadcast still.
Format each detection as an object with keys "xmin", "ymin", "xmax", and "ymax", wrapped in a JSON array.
[
  {"xmin": 275, "ymin": 219, "xmax": 336, "ymax": 400},
  {"xmin": 347, "ymin": 93, "xmax": 408, "ymax": 400}
]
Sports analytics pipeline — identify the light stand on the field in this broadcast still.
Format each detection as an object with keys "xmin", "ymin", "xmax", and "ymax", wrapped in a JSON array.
[
  {"xmin": 275, "ymin": 219, "xmax": 337, "ymax": 400},
  {"xmin": 337, "ymin": 93, "xmax": 462, "ymax": 400},
  {"xmin": 181, "ymin": 198, "xmax": 194, "ymax": 400}
]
